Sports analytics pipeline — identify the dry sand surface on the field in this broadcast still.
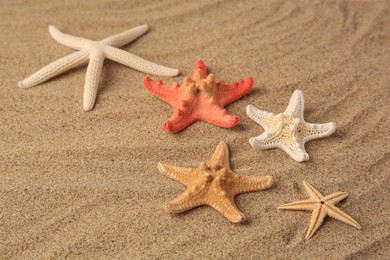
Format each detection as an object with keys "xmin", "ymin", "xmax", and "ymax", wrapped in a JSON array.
[{"xmin": 1, "ymin": 0, "xmax": 389, "ymax": 258}]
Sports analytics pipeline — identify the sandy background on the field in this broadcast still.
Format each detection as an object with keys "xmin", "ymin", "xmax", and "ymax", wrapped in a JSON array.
[{"xmin": 1, "ymin": 0, "xmax": 389, "ymax": 258}]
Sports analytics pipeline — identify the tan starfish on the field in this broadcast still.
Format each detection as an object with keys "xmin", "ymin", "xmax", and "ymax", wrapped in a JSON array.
[
  {"xmin": 277, "ymin": 181, "xmax": 361, "ymax": 239},
  {"xmin": 246, "ymin": 90, "xmax": 336, "ymax": 162},
  {"xmin": 158, "ymin": 141, "xmax": 273, "ymax": 223},
  {"xmin": 19, "ymin": 24, "xmax": 179, "ymax": 111}
]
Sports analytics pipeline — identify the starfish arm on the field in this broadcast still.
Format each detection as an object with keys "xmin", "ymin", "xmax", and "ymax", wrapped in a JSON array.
[
  {"xmin": 200, "ymin": 104, "xmax": 240, "ymax": 128},
  {"xmin": 249, "ymin": 132, "xmax": 310, "ymax": 162},
  {"xmin": 300, "ymin": 121, "xmax": 336, "ymax": 143},
  {"xmin": 18, "ymin": 50, "xmax": 89, "ymax": 89},
  {"xmin": 206, "ymin": 195, "xmax": 246, "ymax": 223},
  {"xmin": 100, "ymin": 24, "xmax": 149, "ymax": 47},
  {"xmin": 283, "ymin": 89, "xmax": 305, "ymax": 119},
  {"xmin": 246, "ymin": 104, "xmax": 276, "ymax": 132},
  {"xmin": 163, "ymin": 189, "xmax": 206, "ymax": 214},
  {"xmin": 218, "ymin": 77, "xmax": 254, "ymax": 106},
  {"xmin": 161, "ymin": 110, "xmax": 196, "ymax": 133},
  {"xmin": 326, "ymin": 204, "xmax": 361, "ymax": 229},
  {"xmin": 207, "ymin": 141, "xmax": 231, "ymax": 171},
  {"xmin": 103, "ymin": 45, "xmax": 179, "ymax": 76},
  {"xmin": 143, "ymin": 76, "xmax": 177, "ymax": 104},
  {"xmin": 249, "ymin": 133, "xmax": 277, "ymax": 149},
  {"xmin": 324, "ymin": 192, "xmax": 349, "ymax": 204},
  {"xmin": 158, "ymin": 162, "xmax": 195, "ymax": 187},
  {"xmin": 231, "ymin": 175, "xmax": 273, "ymax": 195},
  {"xmin": 83, "ymin": 50, "xmax": 105, "ymax": 111},
  {"xmin": 303, "ymin": 181, "xmax": 324, "ymax": 201},
  {"xmin": 277, "ymin": 200, "xmax": 317, "ymax": 211},
  {"xmin": 279, "ymin": 141, "xmax": 310, "ymax": 162},
  {"xmin": 306, "ymin": 204, "xmax": 327, "ymax": 239},
  {"xmin": 48, "ymin": 25, "xmax": 91, "ymax": 50},
  {"xmin": 191, "ymin": 59, "xmax": 208, "ymax": 80}
]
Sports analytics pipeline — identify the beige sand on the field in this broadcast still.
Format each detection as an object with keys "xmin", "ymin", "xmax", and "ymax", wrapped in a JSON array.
[{"xmin": 1, "ymin": 0, "xmax": 389, "ymax": 258}]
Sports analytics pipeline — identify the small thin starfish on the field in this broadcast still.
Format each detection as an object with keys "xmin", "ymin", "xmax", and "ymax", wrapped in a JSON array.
[
  {"xmin": 278, "ymin": 181, "xmax": 361, "ymax": 239},
  {"xmin": 19, "ymin": 24, "xmax": 179, "ymax": 111},
  {"xmin": 246, "ymin": 90, "xmax": 336, "ymax": 162},
  {"xmin": 144, "ymin": 59, "xmax": 253, "ymax": 133},
  {"xmin": 158, "ymin": 141, "xmax": 273, "ymax": 223}
]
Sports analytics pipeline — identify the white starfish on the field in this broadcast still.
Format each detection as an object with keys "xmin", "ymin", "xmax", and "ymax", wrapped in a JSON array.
[
  {"xmin": 246, "ymin": 90, "xmax": 336, "ymax": 162},
  {"xmin": 19, "ymin": 24, "xmax": 179, "ymax": 111},
  {"xmin": 277, "ymin": 181, "xmax": 361, "ymax": 239}
]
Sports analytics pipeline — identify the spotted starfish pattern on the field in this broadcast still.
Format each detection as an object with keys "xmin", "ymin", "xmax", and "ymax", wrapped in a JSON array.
[
  {"xmin": 246, "ymin": 90, "xmax": 336, "ymax": 162},
  {"xmin": 144, "ymin": 59, "xmax": 253, "ymax": 133},
  {"xmin": 19, "ymin": 24, "xmax": 179, "ymax": 111},
  {"xmin": 278, "ymin": 181, "xmax": 361, "ymax": 239},
  {"xmin": 158, "ymin": 141, "xmax": 273, "ymax": 223}
]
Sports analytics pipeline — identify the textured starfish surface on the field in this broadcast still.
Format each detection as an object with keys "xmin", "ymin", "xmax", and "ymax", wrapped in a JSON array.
[
  {"xmin": 246, "ymin": 90, "xmax": 336, "ymax": 162},
  {"xmin": 19, "ymin": 24, "xmax": 179, "ymax": 111},
  {"xmin": 278, "ymin": 181, "xmax": 361, "ymax": 239},
  {"xmin": 144, "ymin": 59, "xmax": 253, "ymax": 133},
  {"xmin": 158, "ymin": 141, "xmax": 273, "ymax": 223}
]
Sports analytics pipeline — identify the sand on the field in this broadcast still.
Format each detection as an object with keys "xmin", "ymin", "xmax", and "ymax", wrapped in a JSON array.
[{"xmin": 1, "ymin": 0, "xmax": 389, "ymax": 258}]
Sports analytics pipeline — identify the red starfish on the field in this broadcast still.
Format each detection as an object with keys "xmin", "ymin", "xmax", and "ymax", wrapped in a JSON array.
[{"xmin": 143, "ymin": 59, "xmax": 254, "ymax": 133}]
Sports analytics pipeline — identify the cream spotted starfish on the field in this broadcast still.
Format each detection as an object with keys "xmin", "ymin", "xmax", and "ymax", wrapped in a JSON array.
[
  {"xmin": 278, "ymin": 181, "xmax": 361, "ymax": 239},
  {"xmin": 158, "ymin": 141, "xmax": 273, "ymax": 223},
  {"xmin": 246, "ymin": 90, "xmax": 336, "ymax": 162},
  {"xmin": 19, "ymin": 24, "xmax": 179, "ymax": 111}
]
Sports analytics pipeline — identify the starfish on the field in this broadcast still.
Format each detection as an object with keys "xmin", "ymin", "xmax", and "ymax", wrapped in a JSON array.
[
  {"xmin": 19, "ymin": 24, "xmax": 179, "ymax": 111},
  {"xmin": 158, "ymin": 141, "xmax": 273, "ymax": 223},
  {"xmin": 246, "ymin": 90, "xmax": 336, "ymax": 162},
  {"xmin": 143, "ymin": 59, "xmax": 253, "ymax": 133},
  {"xmin": 277, "ymin": 181, "xmax": 361, "ymax": 239}
]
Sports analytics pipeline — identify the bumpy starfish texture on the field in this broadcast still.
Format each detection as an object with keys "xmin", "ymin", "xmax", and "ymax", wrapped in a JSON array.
[
  {"xmin": 144, "ymin": 59, "xmax": 253, "ymax": 133},
  {"xmin": 19, "ymin": 24, "xmax": 179, "ymax": 111},
  {"xmin": 277, "ymin": 181, "xmax": 361, "ymax": 239},
  {"xmin": 246, "ymin": 90, "xmax": 336, "ymax": 162},
  {"xmin": 158, "ymin": 141, "xmax": 273, "ymax": 223}
]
